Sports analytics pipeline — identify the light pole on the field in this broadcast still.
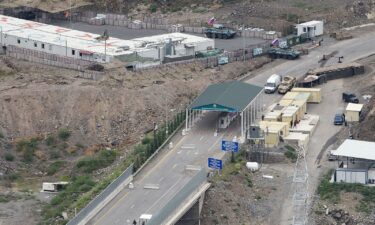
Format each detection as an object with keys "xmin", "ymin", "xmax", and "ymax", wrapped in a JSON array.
[
  {"xmin": 165, "ymin": 108, "xmax": 176, "ymax": 136},
  {"xmin": 69, "ymin": 0, "xmax": 72, "ymax": 28}
]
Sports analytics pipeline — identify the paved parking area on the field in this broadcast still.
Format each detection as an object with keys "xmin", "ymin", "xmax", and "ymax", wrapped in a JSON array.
[{"xmin": 50, "ymin": 20, "xmax": 267, "ymax": 51}]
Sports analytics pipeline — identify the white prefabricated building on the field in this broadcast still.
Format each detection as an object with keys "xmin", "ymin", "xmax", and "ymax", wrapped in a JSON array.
[
  {"xmin": 0, "ymin": 15, "xmax": 214, "ymax": 63},
  {"xmin": 295, "ymin": 20, "xmax": 324, "ymax": 37}
]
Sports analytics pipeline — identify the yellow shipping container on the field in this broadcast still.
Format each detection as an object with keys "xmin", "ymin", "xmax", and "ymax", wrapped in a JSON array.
[{"xmin": 291, "ymin": 87, "xmax": 321, "ymax": 103}]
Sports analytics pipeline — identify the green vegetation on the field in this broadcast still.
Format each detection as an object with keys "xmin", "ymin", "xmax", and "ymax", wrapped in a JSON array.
[
  {"xmin": 47, "ymin": 161, "xmax": 66, "ymax": 176},
  {"xmin": 4, "ymin": 152, "xmax": 14, "ymax": 161},
  {"xmin": 42, "ymin": 111, "xmax": 186, "ymax": 224},
  {"xmin": 45, "ymin": 135, "xmax": 56, "ymax": 146},
  {"xmin": 149, "ymin": 3, "xmax": 157, "ymax": 13},
  {"xmin": 16, "ymin": 138, "xmax": 39, "ymax": 162},
  {"xmin": 42, "ymin": 176, "xmax": 95, "ymax": 223},
  {"xmin": 284, "ymin": 145, "xmax": 297, "ymax": 162},
  {"xmin": 58, "ymin": 128, "xmax": 71, "ymax": 141},
  {"xmin": 0, "ymin": 130, "xmax": 4, "ymax": 139},
  {"xmin": 317, "ymin": 170, "xmax": 375, "ymax": 214},
  {"xmin": 76, "ymin": 150, "xmax": 117, "ymax": 173},
  {"xmin": 192, "ymin": 7, "xmax": 208, "ymax": 13}
]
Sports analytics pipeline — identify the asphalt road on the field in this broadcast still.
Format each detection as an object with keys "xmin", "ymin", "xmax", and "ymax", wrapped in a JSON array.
[
  {"xmin": 50, "ymin": 20, "xmax": 266, "ymax": 51},
  {"xmin": 89, "ymin": 112, "xmax": 240, "ymax": 225},
  {"xmin": 89, "ymin": 28, "xmax": 375, "ymax": 225}
]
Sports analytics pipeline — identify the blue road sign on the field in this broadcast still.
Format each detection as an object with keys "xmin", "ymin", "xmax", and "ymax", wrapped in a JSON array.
[
  {"xmin": 221, "ymin": 140, "xmax": 239, "ymax": 152},
  {"xmin": 208, "ymin": 158, "xmax": 223, "ymax": 170}
]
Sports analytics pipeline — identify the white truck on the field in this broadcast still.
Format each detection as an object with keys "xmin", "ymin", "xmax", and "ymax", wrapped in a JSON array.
[{"xmin": 264, "ymin": 74, "xmax": 282, "ymax": 94}]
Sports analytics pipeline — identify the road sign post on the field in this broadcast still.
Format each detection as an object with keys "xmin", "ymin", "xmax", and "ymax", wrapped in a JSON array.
[
  {"xmin": 208, "ymin": 158, "xmax": 223, "ymax": 170},
  {"xmin": 221, "ymin": 140, "xmax": 239, "ymax": 152}
]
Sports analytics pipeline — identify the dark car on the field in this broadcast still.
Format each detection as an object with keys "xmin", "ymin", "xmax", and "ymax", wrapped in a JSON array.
[
  {"xmin": 334, "ymin": 114, "xmax": 345, "ymax": 125},
  {"xmin": 342, "ymin": 92, "xmax": 359, "ymax": 103}
]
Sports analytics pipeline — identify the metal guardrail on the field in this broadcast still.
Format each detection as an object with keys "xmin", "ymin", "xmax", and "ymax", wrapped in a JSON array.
[
  {"xmin": 147, "ymin": 169, "xmax": 207, "ymax": 225},
  {"xmin": 67, "ymin": 164, "xmax": 133, "ymax": 225}
]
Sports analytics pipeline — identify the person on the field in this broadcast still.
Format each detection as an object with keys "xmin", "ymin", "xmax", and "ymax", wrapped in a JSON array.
[{"xmin": 133, "ymin": 220, "xmax": 137, "ymax": 225}]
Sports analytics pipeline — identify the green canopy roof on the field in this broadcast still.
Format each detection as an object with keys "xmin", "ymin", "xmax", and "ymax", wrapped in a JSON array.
[{"xmin": 189, "ymin": 81, "xmax": 263, "ymax": 112}]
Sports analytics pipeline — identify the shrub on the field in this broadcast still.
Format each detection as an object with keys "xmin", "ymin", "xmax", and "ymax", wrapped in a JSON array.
[
  {"xmin": 47, "ymin": 161, "xmax": 66, "ymax": 176},
  {"xmin": 75, "ymin": 142, "xmax": 84, "ymax": 149},
  {"xmin": 58, "ymin": 128, "xmax": 71, "ymax": 141},
  {"xmin": 76, "ymin": 150, "xmax": 116, "ymax": 173},
  {"xmin": 45, "ymin": 136, "xmax": 55, "ymax": 146},
  {"xmin": 0, "ymin": 130, "xmax": 4, "ymax": 139},
  {"xmin": 4, "ymin": 152, "xmax": 14, "ymax": 161},
  {"xmin": 49, "ymin": 150, "xmax": 61, "ymax": 159},
  {"xmin": 149, "ymin": 3, "xmax": 157, "ymax": 13}
]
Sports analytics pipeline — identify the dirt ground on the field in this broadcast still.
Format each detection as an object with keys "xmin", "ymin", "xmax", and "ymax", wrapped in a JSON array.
[
  {"xmin": 126, "ymin": 0, "xmax": 375, "ymax": 34},
  {"xmin": 0, "ymin": 55, "xmax": 271, "ymax": 224},
  {"xmin": 200, "ymin": 162, "xmax": 294, "ymax": 225}
]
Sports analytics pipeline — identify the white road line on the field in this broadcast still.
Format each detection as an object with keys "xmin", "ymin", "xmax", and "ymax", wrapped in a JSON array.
[
  {"xmin": 172, "ymin": 164, "xmax": 178, "ymax": 169},
  {"xmin": 130, "ymin": 204, "xmax": 135, "ymax": 209},
  {"xmin": 145, "ymin": 177, "xmax": 183, "ymax": 213},
  {"xmin": 159, "ymin": 177, "xmax": 165, "ymax": 182},
  {"xmin": 199, "ymin": 136, "xmax": 204, "ymax": 141},
  {"xmin": 177, "ymin": 150, "xmax": 182, "ymax": 154}
]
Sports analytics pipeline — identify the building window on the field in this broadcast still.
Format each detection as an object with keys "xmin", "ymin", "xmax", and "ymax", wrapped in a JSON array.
[
  {"xmin": 79, "ymin": 52, "xmax": 82, "ymax": 57},
  {"xmin": 303, "ymin": 27, "xmax": 306, "ymax": 32},
  {"xmin": 34, "ymin": 42, "xmax": 37, "ymax": 47},
  {"xmin": 72, "ymin": 49, "xmax": 75, "ymax": 55},
  {"xmin": 49, "ymin": 45, "xmax": 52, "ymax": 51},
  {"xmin": 17, "ymin": 39, "xmax": 21, "ymax": 44},
  {"xmin": 41, "ymin": 43, "xmax": 45, "ymax": 49},
  {"xmin": 314, "ymin": 26, "xmax": 316, "ymax": 30}
]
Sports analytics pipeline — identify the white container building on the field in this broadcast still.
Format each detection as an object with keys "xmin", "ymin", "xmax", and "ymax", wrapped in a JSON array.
[
  {"xmin": 295, "ymin": 20, "xmax": 324, "ymax": 38},
  {"xmin": 0, "ymin": 15, "xmax": 214, "ymax": 64}
]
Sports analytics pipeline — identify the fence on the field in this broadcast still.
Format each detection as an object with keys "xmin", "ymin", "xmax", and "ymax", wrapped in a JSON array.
[
  {"xmin": 71, "ymin": 11, "xmax": 280, "ymax": 38},
  {"xmin": 6, "ymin": 45, "xmax": 105, "ymax": 80},
  {"xmin": 147, "ymin": 169, "xmax": 207, "ymax": 225},
  {"xmin": 134, "ymin": 43, "xmax": 270, "ymax": 72},
  {"xmin": 67, "ymin": 164, "xmax": 134, "ymax": 225}
]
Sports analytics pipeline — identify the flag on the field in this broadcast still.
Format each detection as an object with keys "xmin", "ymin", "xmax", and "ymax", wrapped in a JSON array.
[
  {"xmin": 207, "ymin": 17, "xmax": 216, "ymax": 26},
  {"xmin": 271, "ymin": 38, "xmax": 279, "ymax": 46}
]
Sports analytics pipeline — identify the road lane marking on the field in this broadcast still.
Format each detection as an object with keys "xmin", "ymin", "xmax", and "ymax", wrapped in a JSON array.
[
  {"xmin": 92, "ymin": 191, "xmax": 130, "ymax": 225},
  {"xmin": 137, "ymin": 135, "xmax": 187, "ymax": 183},
  {"xmin": 172, "ymin": 164, "xmax": 178, "ymax": 169},
  {"xmin": 199, "ymin": 136, "xmax": 204, "ymax": 141},
  {"xmin": 145, "ymin": 177, "xmax": 183, "ymax": 213},
  {"xmin": 130, "ymin": 204, "xmax": 135, "ymax": 209}
]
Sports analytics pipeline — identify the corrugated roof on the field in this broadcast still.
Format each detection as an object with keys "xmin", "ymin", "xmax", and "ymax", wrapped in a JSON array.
[
  {"xmin": 346, "ymin": 103, "xmax": 363, "ymax": 112},
  {"xmin": 189, "ymin": 81, "xmax": 263, "ymax": 112},
  {"xmin": 333, "ymin": 139, "xmax": 375, "ymax": 160}
]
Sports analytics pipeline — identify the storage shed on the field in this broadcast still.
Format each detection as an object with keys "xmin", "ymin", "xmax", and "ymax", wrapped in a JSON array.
[
  {"xmin": 345, "ymin": 103, "xmax": 363, "ymax": 122},
  {"xmin": 291, "ymin": 87, "xmax": 321, "ymax": 103},
  {"xmin": 295, "ymin": 20, "xmax": 324, "ymax": 37}
]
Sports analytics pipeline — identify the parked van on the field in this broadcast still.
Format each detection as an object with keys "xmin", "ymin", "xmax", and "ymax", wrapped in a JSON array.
[{"xmin": 265, "ymin": 74, "xmax": 282, "ymax": 94}]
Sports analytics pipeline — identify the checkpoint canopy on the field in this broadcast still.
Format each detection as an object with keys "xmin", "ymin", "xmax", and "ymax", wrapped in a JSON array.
[{"xmin": 185, "ymin": 80, "xmax": 264, "ymax": 140}]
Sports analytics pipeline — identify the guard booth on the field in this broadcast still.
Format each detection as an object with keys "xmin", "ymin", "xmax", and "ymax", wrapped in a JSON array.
[{"xmin": 186, "ymin": 81, "xmax": 264, "ymax": 142}]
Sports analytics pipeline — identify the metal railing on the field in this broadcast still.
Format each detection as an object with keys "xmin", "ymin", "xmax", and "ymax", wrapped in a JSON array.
[
  {"xmin": 67, "ymin": 164, "xmax": 133, "ymax": 225},
  {"xmin": 147, "ymin": 169, "xmax": 207, "ymax": 225}
]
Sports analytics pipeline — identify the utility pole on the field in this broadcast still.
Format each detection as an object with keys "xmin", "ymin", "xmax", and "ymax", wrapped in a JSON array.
[{"xmin": 242, "ymin": 24, "xmax": 245, "ymax": 61}]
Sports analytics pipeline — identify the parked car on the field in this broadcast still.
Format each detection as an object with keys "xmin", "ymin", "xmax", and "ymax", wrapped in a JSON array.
[
  {"xmin": 264, "ymin": 74, "xmax": 282, "ymax": 94},
  {"xmin": 333, "ymin": 114, "xmax": 345, "ymax": 125},
  {"xmin": 342, "ymin": 92, "xmax": 359, "ymax": 103}
]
